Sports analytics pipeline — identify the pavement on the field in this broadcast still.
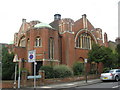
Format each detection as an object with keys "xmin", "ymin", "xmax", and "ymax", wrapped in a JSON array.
[{"xmin": 35, "ymin": 79, "xmax": 102, "ymax": 89}]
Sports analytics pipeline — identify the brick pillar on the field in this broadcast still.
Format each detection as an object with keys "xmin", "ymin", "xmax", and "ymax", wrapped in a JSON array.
[
  {"xmin": 39, "ymin": 70, "xmax": 45, "ymax": 85},
  {"xmin": 21, "ymin": 70, "xmax": 27, "ymax": 87},
  {"xmin": 86, "ymin": 63, "xmax": 90, "ymax": 73},
  {"xmin": 98, "ymin": 62, "xmax": 103, "ymax": 74}
]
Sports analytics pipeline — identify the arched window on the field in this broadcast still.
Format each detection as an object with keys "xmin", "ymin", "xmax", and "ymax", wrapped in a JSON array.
[
  {"xmin": 49, "ymin": 38, "xmax": 54, "ymax": 59},
  {"xmin": 19, "ymin": 36, "xmax": 26, "ymax": 47},
  {"xmin": 27, "ymin": 39, "xmax": 30, "ymax": 50},
  {"xmin": 76, "ymin": 33, "xmax": 92, "ymax": 49},
  {"xmin": 35, "ymin": 37, "xmax": 42, "ymax": 47}
]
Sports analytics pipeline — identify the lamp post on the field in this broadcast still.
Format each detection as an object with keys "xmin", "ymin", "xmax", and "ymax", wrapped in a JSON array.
[{"xmin": 84, "ymin": 58, "xmax": 88, "ymax": 83}]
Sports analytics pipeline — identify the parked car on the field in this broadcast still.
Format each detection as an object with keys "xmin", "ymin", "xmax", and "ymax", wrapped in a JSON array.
[{"xmin": 100, "ymin": 69, "xmax": 120, "ymax": 81}]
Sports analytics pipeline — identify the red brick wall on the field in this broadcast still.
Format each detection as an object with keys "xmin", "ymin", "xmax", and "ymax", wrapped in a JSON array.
[
  {"xmin": 61, "ymin": 33, "xmax": 75, "ymax": 67},
  {"xmin": 75, "ymin": 49, "xmax": 89, "ymax": 62}
]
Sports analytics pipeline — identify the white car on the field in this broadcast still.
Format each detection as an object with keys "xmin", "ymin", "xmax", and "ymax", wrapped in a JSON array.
[{"xmin": 100, "ymin": 69, "xmax": 120, "ymax": 81}]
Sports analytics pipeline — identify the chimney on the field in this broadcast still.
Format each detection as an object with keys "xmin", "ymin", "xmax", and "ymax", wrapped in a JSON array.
[
  {"xmin": 22, "ymin": 18, "xmax": 26, "ymax": 23},
  {"xmin": 54, "ymin": 14, "xmax": 61, "ymax": 21},
  {"xmin": 82, "ymin": 14, "xmax": 87, "ymax": 18},
  {"xmin": 104, "ymin": 32, "xmax": 108, "ymax": 47},
  {"xmin": 82, "ymin": 14, "xmax": 87, "ymax": 29}
]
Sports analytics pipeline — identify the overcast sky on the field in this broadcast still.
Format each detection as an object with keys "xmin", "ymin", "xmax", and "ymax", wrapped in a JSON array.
[{"xmin": 0, "ymin": 0, "xmax": 119, "ymax": 44}]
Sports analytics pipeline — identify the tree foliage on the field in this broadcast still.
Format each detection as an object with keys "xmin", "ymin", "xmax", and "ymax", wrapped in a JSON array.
[
  {"xmin": 116, "ymin": 43, "xmax": 120, "ymax": 67},
  {"xmin": 2, "ymin": 46, "xmax": 15, "ymax": 80},
  {"xmin": 88, "ymin": 44, "xmax": 117, "ymax": 69}
]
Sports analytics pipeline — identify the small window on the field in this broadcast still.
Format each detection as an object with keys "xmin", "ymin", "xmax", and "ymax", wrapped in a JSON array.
[
  {"xmin": 35, "ymin": 37, "xmax": 42, "ymax": 47},
  {"xmin": 27, "ymin": 39, "xmax": 30, "ymax": 50},
  {"xmin": 49, "ymin": 38, "xmax": 54, "ymax": 59}
]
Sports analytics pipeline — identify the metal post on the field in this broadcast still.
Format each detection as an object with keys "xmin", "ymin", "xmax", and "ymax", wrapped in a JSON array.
[
  {"xmin": 14, "ymin": 63, "xmax": 17, "ymax": 88},
  {"xmin": 85, "ymin": 63, "xmax": 87, "ymax": 83},
  {"xmin": 84, "ymin": 59, "xmax": 87, "ymax": 83},
  {"xmin": 34, "ymin": 62, "xmax": 37, "ymax": 88},
  {"xmin": 18, "ymin": 61, "xmax": 21, "ymax": 88}
]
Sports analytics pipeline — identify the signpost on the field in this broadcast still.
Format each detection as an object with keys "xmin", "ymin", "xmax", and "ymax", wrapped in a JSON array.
[
  {"xmin": 28, "ymin": 50, "xmax": 36, "ymax": 88},
  {"xmin": 13, "ymin": 54, "xmax": 20, "ymax": 89},
  {"xmin": 13, "ymin": 55, "xmax": 18, "ymax": 88},
  {"xmin": 18, "ymin": 60, "xmax": 21, "ymax": 88}
]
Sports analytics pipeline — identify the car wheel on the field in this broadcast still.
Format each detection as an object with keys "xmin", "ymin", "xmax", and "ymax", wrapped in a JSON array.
[{"xmin": 115, "ymin": 76, "xmax": 119, "ymax": 82}]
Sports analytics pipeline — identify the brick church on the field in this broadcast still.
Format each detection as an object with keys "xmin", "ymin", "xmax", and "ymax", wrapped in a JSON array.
[{"xmin": 14, "ymin": 14, "xmax": 108, "ymax": 74}]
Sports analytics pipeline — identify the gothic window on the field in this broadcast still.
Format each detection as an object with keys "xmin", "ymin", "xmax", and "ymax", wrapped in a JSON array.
[
  {"xmin": 35, "ymin": 37, "xmax": 42, "ymax": 47},
  {"xmin": 76, "ymin": 33, "xmax": 92, "ymax": 49},
  {"xmin": 49, "ymin": 38, "xmax": 54, "ymax": 59}
]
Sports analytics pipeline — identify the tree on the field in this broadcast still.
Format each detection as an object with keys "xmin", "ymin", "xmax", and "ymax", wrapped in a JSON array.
[
  {"xmin": 88, "ymin": 44, "xmax": 105, "ymax": 63},
  {"xmin": 116, "ymin": 43, "xmax": 120, "ymax": 67},
  {"xmin": 88, "ymin": 44, "xmax": 116, "ymax": 73},
  {"xmin": 2, "ymin": 46, "xmax": 15, "ymax": 80},
  {"xmin": 102, "ymin": 47, "xmax": 117, "ymax": 68}
]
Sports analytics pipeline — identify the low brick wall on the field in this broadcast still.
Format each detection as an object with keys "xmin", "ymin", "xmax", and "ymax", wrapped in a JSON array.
[
  {"xmin": 2, "ymin": 74, "xmax": 99, "ymax": 88},
  {"xmin": 44, "ymin": 74, "xmax": 99, "ymax": 85},
  {"xmin": 2, "ymin": 81, "xmax": 14, "ymax": 88}
]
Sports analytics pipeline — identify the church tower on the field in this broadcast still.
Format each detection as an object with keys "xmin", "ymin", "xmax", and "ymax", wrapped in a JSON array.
[{"xmin": 104, "ymin": 32, "xmax": 108, "ymax": 47}]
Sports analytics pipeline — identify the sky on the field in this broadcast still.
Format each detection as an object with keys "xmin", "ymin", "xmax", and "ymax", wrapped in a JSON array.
[{"xmin": 0, "ymin": 0, "xmax": 119, "ymax": 44}]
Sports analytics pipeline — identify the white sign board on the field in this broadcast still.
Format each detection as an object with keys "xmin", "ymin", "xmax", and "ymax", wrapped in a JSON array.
[
  {"xmin": 84, "ymin": 59, "xmax": 88, "ymax": 63},
  {"xmin": 28, "ymin": 50, "xmax": 36, "ymax": 62},
  {"xmin": 13, "ymin": 54, "xmax": 18, "ymax": 62},
  {"xmin": 27, "ymin": 75, "xmax": 41, "ymax": 79}
]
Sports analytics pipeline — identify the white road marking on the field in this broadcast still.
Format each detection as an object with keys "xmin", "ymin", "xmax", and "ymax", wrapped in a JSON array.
[
  {"xmin": 66, "ymin": 83, "xmax": 75, "ymax": 86},
  {"xmin": 112, "ymin": 85, "xmax": 120, "ymax": 88},
  {"xmin": 40, "ymin": 86, "xmax": 52, "ymax": 88}
]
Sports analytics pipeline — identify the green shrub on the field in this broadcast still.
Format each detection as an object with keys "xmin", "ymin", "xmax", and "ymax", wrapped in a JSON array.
[
  {"xmin": 40, "ymin": 66, "xmax": 54, "ymax": 79},
  {"xmin": 103, "ymin": 67, "xmax": 111, "ymax": 72},
  {"xmin": 53, "ymin": 65, "xmax": 73, "ymax": 78},
  {"xmin": 72, "ymin": 62, "xmax": 84, "ymax": 76},
  {"xmin": 89, "ymin": 69, "xmax": 96, "ymax": 74}
]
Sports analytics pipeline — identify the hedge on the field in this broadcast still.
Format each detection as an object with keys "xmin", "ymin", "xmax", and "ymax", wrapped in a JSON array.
[
  {"xmin": 72, "ymin": 62, "xmax": 84, "ymax": 76},
  {"xmin": 40, "ymin": 65, "xmax": 73, "ymax": 79},
  {"xmin": 40, "ymin": 66, "xmax": 54, "ymax": 79},
  {"xmin": 53, "ymin": 65, "xmax": 73, "ymax": 78}
]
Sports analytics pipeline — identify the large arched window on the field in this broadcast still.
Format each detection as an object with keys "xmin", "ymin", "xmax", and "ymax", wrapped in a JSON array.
[
  {"xmin": 76, "ymin": 33, "xmax": 92, "ymax": 49},
  {"xmin": 35, "ymin": 36, "xmax": 42, "ymax": 47},
  {"xmin": 49, "ymin": 38, "xmax": 54, "ymax": 59}
]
